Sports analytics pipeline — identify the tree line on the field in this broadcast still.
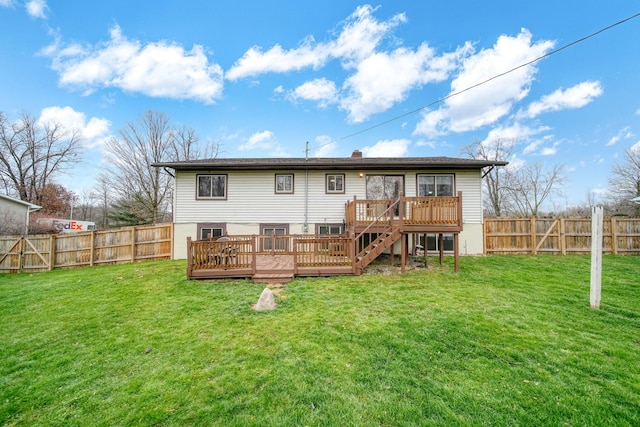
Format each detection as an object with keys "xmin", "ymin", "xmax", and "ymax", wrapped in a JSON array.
[
  {"xmin": 1, "ymin": 109, "xmax": 639, "ymax": 235},
  {"xmin": 463, "ymin": 138, "xmax": 640, "ymax": 218},
  {"xmin": 0, "ymin": 110, "xmax": 218, "ymax": 234}
]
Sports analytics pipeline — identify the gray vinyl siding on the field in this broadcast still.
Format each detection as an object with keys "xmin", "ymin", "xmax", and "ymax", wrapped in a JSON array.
[{"xmin": 173, "ymin": 169, "xmax": 483, "ymax": 225}]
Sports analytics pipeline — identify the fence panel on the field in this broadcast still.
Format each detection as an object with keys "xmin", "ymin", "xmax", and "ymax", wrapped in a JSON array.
[
  {"xmin": 22, "ymin": 236, "xmax": 52, "ymax": 272},
  {"xmin": 0, "ymin": 223, "xmax": 173, "ymax": 274},
  {"xmin": 0, "ymin": 237, "xmax": 23, "ymax": 273},
  {"xmin": 485, "ymin": 217, "xmax": 640, "ymax": 255},
  {"xmin": 55, "ymin": 233, "xmax": 93, "ymax": 268}
]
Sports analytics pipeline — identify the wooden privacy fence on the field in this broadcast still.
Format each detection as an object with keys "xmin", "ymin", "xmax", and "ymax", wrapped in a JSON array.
[
  {"xmin": 0, "ymin": 223, "xmax": 173, "ymax": 273},
  {"xmin": 485, "ymin": 217, "xmax": 640, "ymax": 255}
]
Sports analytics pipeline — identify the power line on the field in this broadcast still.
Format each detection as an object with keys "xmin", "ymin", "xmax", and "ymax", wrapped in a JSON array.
[{"xmin": 335, "ymin": 12, "xmax": 640, "ymax": 143}]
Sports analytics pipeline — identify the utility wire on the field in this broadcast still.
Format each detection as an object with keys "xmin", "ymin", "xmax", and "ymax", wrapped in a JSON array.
[{"xmin": 333, "ymin": 12, "xmax": 640, "ymax": 143}]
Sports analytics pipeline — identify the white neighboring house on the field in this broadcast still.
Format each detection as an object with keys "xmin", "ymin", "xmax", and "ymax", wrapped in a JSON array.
[
  {"xmin": 154, "ymin": 151, "xmax": 507, "ymax": 259},
  {"xmin": 0, "ymin": 194, "xmax": 41, "ymax": 235}
]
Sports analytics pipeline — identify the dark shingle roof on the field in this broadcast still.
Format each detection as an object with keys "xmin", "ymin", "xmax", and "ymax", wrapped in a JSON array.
[{"xmin": 153, "ymin": 156, "xmax": 508, "ymax": 171}]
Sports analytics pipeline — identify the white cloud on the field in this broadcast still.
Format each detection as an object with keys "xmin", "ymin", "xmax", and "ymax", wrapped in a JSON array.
[
  {"xmin": 523, "ymin": 134, "xmax": 558, "ymax": 156},
  {"xmin": 523, "ymin": 139, "xmax": 543, "ymax": 154},
  {"xmin": 37, "ymin": 106, "xmax": 111, "ymax": 149},
  {"xmin": 225, "ymin": 39, "xmax": 328, "ymax": 81},
  {"xmin": 0, "ymin": 0, "xmax": 15, "ymax": 8},
  {"xmin": 504, "ymin": 154, "xmax": 526, "ymax": 172},
  {"xmin": 482, "ymin": 122, "xmax": 549, "ymax": 147},
  {"xmin": 238, "ymin": 130, "xmax": 277, "ymax": 151},
  {"xmin": 415, "ymin": 139, "xmax": 436, "ymax": 149},
  {"xmin": 341, "ymin": 43, "xmax": 470, "ymax": 123},
  {"xmin": 605, "ymin": 126, "xmax": 633, "ymax": 147},
  {"xmin": 289, "ymin": 78, "xmax": 338, "ymax": 107},
  {"xmin": 522, "ymin": 81, "xmax": 603, "ymax": 119},
  {"xmin": 414, "ymin": 29, "xmax": 554, "ymax": 137},
  {"xmin": 592, "ymin": 187, "xmax": 608, "ymax": 195},
  {"xmin": 361, "ymin": 139, "xmax": 410, "ymax": 157},
  {"xmin": 227, "ymin": 5, "xmax": 466, "ymax": 122},
  {"xmin": 329, "ymin": 5, "xmax": 406, "ymax": 68},
  {"xmin": 42, "ymin": 25, "xmax": 224, "ymax": 103},
  {"xmin": 226, "ymin": 5, "xmax": 404, "ymax": 81},
  {"xmin": 312, "ymin": 135, "xmax": 338, "ymax": 157},
  {"xmin": 630, "ymin": 141, "xmax": 640, "ymax": 153},
  {"xmin": 26, "ymin": 0, "xmax": 46, "ymax": 18},
  {"xmin": 237, "ymin": 130, "xmax": 289, "ymax": 156},
  {"xmin": 540, "ymin": 142, "xmax": 560, "ymax": 156}
]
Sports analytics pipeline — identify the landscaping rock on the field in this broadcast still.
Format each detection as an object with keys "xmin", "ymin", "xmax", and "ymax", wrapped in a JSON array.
[{"xmin": 254, "ymin": 288, "xmax": 276, "ymax": 311}]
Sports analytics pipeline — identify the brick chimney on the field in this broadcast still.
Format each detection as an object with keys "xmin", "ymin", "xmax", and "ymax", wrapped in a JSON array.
[{"xmin": 351, "ymin": 149, "xmax": 363, "ymax": 158}]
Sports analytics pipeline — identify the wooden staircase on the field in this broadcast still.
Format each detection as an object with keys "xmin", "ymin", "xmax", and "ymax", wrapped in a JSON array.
[
  {"xmin": 355, "ymin": 224, "xmax": 402, "ymax": 271},
  {"xmin": 352, "ymin": 198, "xmax": 404, "ymax": 272}
]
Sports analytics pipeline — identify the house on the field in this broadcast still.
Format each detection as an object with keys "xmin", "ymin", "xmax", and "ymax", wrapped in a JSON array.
[
  {"xmin": 0, "ymin": 194, "xmax": 41, "ymax": 235},
  {"xmin": 154, "ymin": 151, "xmax": 507, "ymax": 280}
]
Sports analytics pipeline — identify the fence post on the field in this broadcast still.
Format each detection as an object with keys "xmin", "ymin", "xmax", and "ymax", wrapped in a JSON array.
[
  {"xmin": 89, "ymin": 230, "xmax": 95, "ymax": 267},
  {"xmin": 131, "ymin": 226, "xmax": 137, "ymax": 262},
  {"xmin": 49, "ymin": 235, "xmax": 55, "ymax": 271},
  {"xmin": 590, "ymin": 206, "xmax": 603, "ymax": 309},
  {"xmin": 186, "ymin": 237, "xmax": 193, "ymax": 279},
  {"xmin": 610, "ymin": 217, "xmax": 618, "ymax": 255},
  {"xmin": 252, "ymin": 236, "xmax": 257, "ymax": 275},
  {"xmin": 530, "ymin": 217, "xmax": 537, "ymax": 255},
  {"xmin": 559, "ymin": 218, "xmax": 566, "ymax": 255},
  {"xmin": 17, "ymin": 237, "xmax": 25, "ymax": 272},
  {"xmin": 170, "ymin": 224, "xmax": 175, "ymax": 260}
]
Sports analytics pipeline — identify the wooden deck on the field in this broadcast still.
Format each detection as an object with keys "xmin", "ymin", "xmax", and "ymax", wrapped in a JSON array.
[{"xmin": 187, "ymin": 193, "xmax": 463, "ymax": 280}]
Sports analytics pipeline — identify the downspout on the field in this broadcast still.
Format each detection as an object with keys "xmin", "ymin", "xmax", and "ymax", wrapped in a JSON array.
[
  {"xmin": 304, "ymin": 141, "xmax": 309, "ymax": 233},
  {"xmin": 25, "ymin": 204, "xmax": 41, "ymax": 236}
]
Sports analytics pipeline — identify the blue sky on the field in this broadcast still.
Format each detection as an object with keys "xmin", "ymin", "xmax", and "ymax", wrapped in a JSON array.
[{"xmin": 1, "ymin": 1, "xmax": 639, "ymax": 209}]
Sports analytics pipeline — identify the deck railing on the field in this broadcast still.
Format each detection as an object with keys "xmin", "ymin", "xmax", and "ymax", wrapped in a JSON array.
[
  {"xmin": 187, "ymin": 233, "xmax": 355, "ymax": 277},
  {"xmin": 188, "ymin": 236, "xmax": 255, "ymax": 271},
  {"xmin": 294, "ymin": 235, "xmax": 353, "ymax": 267},
  {"xmin": 346, "ymin": 192, "xmax": 462, "ymax": 229}
]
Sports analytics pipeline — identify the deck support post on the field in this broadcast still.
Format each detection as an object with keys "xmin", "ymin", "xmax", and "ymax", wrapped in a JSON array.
[
  {"xmin": 186, "ymin": 237, "xmax": 193, "ymax": 279},
  {"xmin": 400, "ymin": 233, "xmax": 406, "ymax": 273},
  {"xmin": 454, "ymin": 233, "xmax": 460, "ymax": 272}
]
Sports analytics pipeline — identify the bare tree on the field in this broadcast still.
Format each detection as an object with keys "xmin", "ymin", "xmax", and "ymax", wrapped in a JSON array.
[
  {"xmin": 462, "ymin": 138, "xmax": 514, "ymax": 216},
  {"xmin": 502, "ymin": 162, "xmax": 566, "ymax": 217},
  {"xmin": 93, "ymin": 173, "xmax": 114, "ymax": 229},
  {"xmin": 103, "ymin": 110, "xmax": 218, "ymax": 224},
  {"xmin": 608, "ymin": 145, "xmax": 640, "ymax": 216},
  {"xmin": 0, "ymin": 111, "xmax": 81, "ymax": 204}
]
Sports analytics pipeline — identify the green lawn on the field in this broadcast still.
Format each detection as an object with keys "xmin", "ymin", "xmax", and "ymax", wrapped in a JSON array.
[{"xmin": 1, "ymin": 255, "xmax": 638, "ymax": 426}]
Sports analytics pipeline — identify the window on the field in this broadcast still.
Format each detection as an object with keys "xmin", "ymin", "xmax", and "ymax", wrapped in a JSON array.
[
  {"xmin": 326, "ymin": 174, "xmax": 345, "ymax": 194},
  {"xmin": 366, "ymin": 175, "xmax": 404, "ymax": 216},
  {"xmin": 417, "ymin": 234, "xmax": 454, "ymax": 252},
  {"xmin": 417, "ymin": 174, "xmax": 454, "ymax": 197},
  {"xmin": 275, "ymin": 174, "xmax": 294, "ymax": 193},
  {"xmin": 198, "ymin": 223, "xmax": 225, "ymax": 240},
  {"xmin": 197, "ymin": 174, "xmax": 227, "ymax": 199},
  {"xmin": 261, "ymin": 224, "xmax": 289, "ymax": 251},
  {"xmin": 317, "ymin": 224, "xmax": 343, "ymax": 235}
]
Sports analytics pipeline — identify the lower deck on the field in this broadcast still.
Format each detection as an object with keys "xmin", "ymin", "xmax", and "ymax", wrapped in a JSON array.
[
  {"xmin": 187, "ymin": 231, "xmax": 457, "ymax": 282},
  {"xmin": 187, "ymin": 194, "xmax": 463, "ymax": 281}
]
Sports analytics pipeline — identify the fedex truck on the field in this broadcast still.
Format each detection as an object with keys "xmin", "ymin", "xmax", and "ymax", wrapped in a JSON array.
[{"xmin": 38, "ymin": 218, "xmax": 96, "ymax": 233}]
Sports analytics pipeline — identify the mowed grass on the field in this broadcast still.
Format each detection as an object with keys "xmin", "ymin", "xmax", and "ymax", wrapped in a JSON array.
[{"xmin": 1, "ymin": 255, "xmax": 638, "ymax": 426}]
